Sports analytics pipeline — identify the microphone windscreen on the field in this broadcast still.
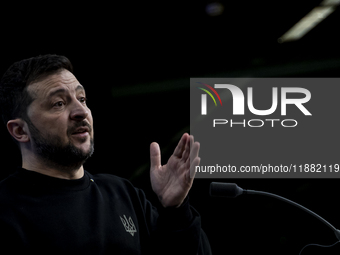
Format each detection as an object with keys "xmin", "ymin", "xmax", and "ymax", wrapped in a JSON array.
[{"xmin": 210, "ymin": 182, "xmax": 244, "ymax": 198}]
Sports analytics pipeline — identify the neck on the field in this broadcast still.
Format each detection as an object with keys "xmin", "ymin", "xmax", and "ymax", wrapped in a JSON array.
[{"xmin": 22, "ymin": 153, "xmax": 84, "ymax": 180}]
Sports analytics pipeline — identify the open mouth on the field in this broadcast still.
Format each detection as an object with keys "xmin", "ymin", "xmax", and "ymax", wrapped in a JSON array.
[{"xmin": 71, "ymin": 126, "xmax": 90, "ymax": 138}]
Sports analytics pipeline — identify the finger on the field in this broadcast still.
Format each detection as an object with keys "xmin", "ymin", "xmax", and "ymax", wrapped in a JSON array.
[
  {"xmin": 181, "ymin": 135, "xmax": 192, "ymax": 161},
  {"xmin": 173, "ymin": 133, "xmax": 189, "ymax": 158},
  {"xmin": 189, "ymin": 157, "xmax": 200, "ymax": 179},
  {"xmin": 150, "ymin": 142, "xmax": 161, "ymax": 170},
  {"xmin": 185, "ymin": 140, "xmax": 200, "ymax": 169}
]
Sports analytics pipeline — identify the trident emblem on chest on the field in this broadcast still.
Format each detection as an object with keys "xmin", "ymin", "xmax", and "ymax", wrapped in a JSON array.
[{"xmin": 120, "ymin": 215, "xmax": 137, "ymax": 236}]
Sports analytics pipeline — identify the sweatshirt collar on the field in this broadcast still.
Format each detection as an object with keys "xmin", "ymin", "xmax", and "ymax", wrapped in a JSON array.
[{"xmin": 14, "ymin": 167, "xmax": 91, "ymax": 192}]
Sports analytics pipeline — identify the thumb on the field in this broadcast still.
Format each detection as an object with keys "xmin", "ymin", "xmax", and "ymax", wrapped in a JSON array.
[{"xmin": 150, "ymin": 142, "xmax": 161, "ymax": 170}]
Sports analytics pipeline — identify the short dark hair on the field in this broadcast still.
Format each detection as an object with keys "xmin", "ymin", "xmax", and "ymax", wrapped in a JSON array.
[{"xmin": 0, "ymin": 54, "xmax": 73, "ymax": 126}]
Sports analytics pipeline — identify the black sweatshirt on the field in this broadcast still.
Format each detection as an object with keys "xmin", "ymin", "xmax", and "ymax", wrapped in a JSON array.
[{"xmin": 0, "ymin": 168, "xmax": 211, "ymax": 255}]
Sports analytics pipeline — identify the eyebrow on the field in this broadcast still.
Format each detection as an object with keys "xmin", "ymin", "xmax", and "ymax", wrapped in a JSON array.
[
  {"xmin": 76, "ymin": 84, "xmax": 85, "ymax": 92},
  {"xmin": 47, "ymin": 84, "xmax": 85, "ymax": 99}
]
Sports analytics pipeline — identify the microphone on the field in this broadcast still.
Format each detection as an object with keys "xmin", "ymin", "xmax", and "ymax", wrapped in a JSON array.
[
  {"xmin": 209, "ymin": 182, "xmax": 244, "ymax": 198},
  {"xmin": 210, "ymin": 182, "xmax": 340, "ymax": 241}
]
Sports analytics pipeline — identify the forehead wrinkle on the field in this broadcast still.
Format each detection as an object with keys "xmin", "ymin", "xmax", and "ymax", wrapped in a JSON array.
[
  {"xmin": 28, "ymin": 71, "xmax": 80, "ymax": 102},
  {"xmin": 47, "ymin": 88, "xmax": 68, "ymax": 99},
  {"xmin": 46, "ymin": 84, "xmax": 84, "ymax": 101}
]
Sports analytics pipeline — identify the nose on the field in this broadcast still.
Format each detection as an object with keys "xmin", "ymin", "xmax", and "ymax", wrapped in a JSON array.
[{"xmin": 70, "ymin": 99, "xmax": 89, "ymax": 121}]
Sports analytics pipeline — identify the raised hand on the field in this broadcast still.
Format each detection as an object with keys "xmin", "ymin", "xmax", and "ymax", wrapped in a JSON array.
[{"xmin": 150, "ymin": 133, "xmax": 200, "ymax": 208}]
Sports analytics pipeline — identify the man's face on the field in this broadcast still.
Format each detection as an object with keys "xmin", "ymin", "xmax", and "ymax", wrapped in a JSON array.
[{"xmin": 25, "ymin": 69, "xmax": 94, "ymax": 170}]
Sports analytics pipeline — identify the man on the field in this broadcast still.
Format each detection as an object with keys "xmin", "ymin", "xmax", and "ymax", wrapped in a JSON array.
[{"xmin": 0, "ymin": 55, "xmax": 211, "ymax": 254}]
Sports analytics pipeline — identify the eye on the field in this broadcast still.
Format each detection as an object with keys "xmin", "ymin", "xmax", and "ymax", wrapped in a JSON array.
[
  {"xmin": 53, "ymin": 101, "xmax": 65, "ymax": 107},
  {"xmin": 79, "ymin": 97, "xmax": 87, "ymax": 104}
]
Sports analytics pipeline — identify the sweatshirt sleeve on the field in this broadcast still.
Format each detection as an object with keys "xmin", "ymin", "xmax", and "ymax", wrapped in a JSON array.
[{"xmin": 135, "ymin": 188, "xmax": 212, "ymax": 255}]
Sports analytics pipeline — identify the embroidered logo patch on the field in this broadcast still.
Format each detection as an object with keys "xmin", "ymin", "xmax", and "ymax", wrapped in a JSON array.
[{"xmin": 120, "ymin": 215, "xmax": 137, "ymax": 236}]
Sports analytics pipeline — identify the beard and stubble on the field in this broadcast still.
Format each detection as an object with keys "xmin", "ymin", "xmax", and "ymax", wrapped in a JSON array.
[{"xmin": 25, "ymin": 117, "xmax": 94, "ymax": 173}]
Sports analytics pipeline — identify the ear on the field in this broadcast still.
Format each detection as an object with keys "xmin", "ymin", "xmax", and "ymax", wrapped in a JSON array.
[{"xmin": 7, "ymin": 119, "xmax": 30, "ymax": 143}]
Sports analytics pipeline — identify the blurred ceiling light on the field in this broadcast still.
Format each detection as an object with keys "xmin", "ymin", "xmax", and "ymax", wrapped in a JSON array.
[
  {"xmin": 278, "ymin": 3, "xmax": 337, "ymax": 43},
  {"xmin": 321, "ymin": 0, "xmax": 340, "ymax": 6},
  {"xmin": 205, "ymin": 2, "xmax": 224, "ymax": 17}
]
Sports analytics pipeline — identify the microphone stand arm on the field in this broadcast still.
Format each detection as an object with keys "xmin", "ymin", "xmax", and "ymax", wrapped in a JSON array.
[{"xmin": 245, "ymin": 189, "xmax": 340, "ymax": 241}]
